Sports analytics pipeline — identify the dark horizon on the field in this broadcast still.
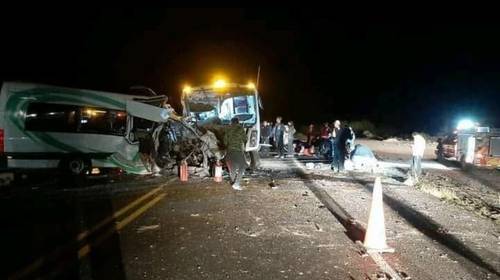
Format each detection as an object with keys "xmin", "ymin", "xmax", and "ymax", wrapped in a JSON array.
[{"xmin": 1, "ymin": 8, "xmax": 499, "ymax": 135}]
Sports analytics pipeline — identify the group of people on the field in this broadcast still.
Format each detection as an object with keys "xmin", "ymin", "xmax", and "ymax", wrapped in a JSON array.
[
  {"xmin": 260, "ymin": 116, "xmax": 296, "ymax": 159},
  {"xmin": 217, "ymin": 116, "xmax": 425, "ymax": 190},
  {"xmin": 260, "ymin": 118, "xmax": 356, "ymax": 172},
  {"xmin": 304, "ymin": 120, "xmax": 355, "ymax": 172}
]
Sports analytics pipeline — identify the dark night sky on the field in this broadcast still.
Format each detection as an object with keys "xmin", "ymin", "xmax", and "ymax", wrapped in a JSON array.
[{"xmin": 1, "ymin": 8, "xmax": 499, "ymax": 134}]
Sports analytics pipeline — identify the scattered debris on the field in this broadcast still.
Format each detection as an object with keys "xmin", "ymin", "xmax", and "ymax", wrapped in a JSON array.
[
  {"xmin": 437, "ymin": 227, "xmax": 449, "ymax": 234},
  {"xmin": 136, "ymin": 224, "xmax": 160, "ymax": 233},
  {"xmin": 314, "ymin": 223, "xmax": 321, "ymax": 231},
  {"xmin": 190, "ymin": 213, "xmax": 200, "ymax": 217},
  {"xmin": 398, "ymin": 271, "xmax": 411, "ymax": 280},
  {"xmin": 269, "ymin": 179, "xmax": 278, "ymax": 189}
]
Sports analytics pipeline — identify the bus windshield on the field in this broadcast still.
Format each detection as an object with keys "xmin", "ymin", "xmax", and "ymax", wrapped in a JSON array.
[{"xmin": 185, "ymin": 93, "xmax": 257, "ymax": 126}]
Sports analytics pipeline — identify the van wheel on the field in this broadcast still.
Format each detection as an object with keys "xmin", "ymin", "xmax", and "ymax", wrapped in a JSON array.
[
  {"xmin": 58, "ymin": 157, "xmax": 90, "ymax": 188},
  {"xmin": 60, "ymin": 157, "xmax": 90, "ymax": 176},
  {"xmin": 69, "ymin": 158, "xmax": 89, "ymax": 175}
]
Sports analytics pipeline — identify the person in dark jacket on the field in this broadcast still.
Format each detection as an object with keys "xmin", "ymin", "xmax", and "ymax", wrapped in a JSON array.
[
  {"xmin": 287, "ymin": 121, "xmax": 296, "ymax": 157},
  {"xmin": 260, "ymin": 121, "xmax": 272, "ymax": 157},
  {"xmin": 223, "ymin": 117, "xmax": 248, "ymax": 190},
  {"xmin": 273, "ymin": 116, "xmax": 285, "ymax": 158},
  {"xmin": 332, "ymin": 122, "xmax": 350, "ymax": 172}
]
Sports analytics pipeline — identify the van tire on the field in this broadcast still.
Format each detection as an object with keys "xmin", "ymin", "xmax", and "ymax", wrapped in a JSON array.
[{"xmin": 60, "ymin": 157, "xmax": 90, "ymax": 176}]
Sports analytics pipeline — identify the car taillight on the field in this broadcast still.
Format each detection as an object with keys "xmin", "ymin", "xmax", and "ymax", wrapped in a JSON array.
[{"xmin": 0, "ymin": 129, "xmax": 4, "ymax": 153}]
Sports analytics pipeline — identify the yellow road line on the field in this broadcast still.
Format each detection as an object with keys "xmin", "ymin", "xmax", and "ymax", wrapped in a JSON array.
[
  {"xmin": 77, "ymin": 187, "xmax": 162, "ymax": 241},
  {"xmin": 9, "ymin": 187, "xmax": 164, "ymax": 280},
  {"xmin": 77, "ymin": 193, "xmax": 166, "ymax": 259}
]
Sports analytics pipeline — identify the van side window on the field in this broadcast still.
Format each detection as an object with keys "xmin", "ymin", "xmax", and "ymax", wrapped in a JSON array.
[
  {"xmin": 79, "ymin": 108, "xmax": 127, "ymax": 136},
  {"xmin": 25, "ymin": 103, "xmax": 78, "ymax": 132},
  {"xmin": 24, "ymin": 103, "xmax": 127, "ymax": 136}
]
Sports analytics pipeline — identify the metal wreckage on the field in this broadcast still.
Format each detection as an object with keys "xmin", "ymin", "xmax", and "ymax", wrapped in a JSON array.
[
  {"xmin": 138, "ymin": 82, "xmax": 262, "ymax": 175},
  {"xmin": 0, "ymin": 81, "xmax": 260, "ymax": 179}
]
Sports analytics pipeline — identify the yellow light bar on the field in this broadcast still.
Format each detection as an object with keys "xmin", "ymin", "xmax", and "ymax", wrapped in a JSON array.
[
  {"xmin": 247, "ymin": 82, "xmax": 255, "ymax": 89},
  {"xmin": 183, "ymin": 85, "xmax": 192, "ymax": 94},
  {"xmin": 213, "ymin": 79, "xmax": 226, "ymax": 88}
]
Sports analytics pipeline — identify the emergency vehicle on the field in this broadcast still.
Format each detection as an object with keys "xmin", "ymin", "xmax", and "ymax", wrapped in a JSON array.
[{"xmin": 439, "ymin": 124, "xmax": 500, "ymax": 169}]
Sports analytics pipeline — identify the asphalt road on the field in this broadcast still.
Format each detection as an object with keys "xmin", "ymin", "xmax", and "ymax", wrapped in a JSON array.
[{"xmin": 2, "ymin": 157, "xmax": 499, "ymax": 279}]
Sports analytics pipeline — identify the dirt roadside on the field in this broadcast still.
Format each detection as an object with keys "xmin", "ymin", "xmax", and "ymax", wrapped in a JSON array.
[
  {"xmin": 358, "ymin": 139, "xmax": 500, "ymax": 224},
  {"xmin": 300, "ymin": 163, "xmax": 499, "ymax": 279}
]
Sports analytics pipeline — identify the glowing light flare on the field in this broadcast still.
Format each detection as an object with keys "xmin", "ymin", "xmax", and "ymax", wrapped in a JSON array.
[
  {"xmin": 183, "ymin": 85, "xmax": 192, "ymax": 94},
  {"xmin": 213, "ymin": 79, "xmax": 227, "ymax": 88},
  {"xmin": 246, "ymin": 82, "xmax": 255, "ymax": 89},
  {"xmin": 85, "ymin": 109, "xmax": 106, "ymax": 117},
  {"xmin": 457, "ymin": 119, "xmax": 475, "ymax": 130}
]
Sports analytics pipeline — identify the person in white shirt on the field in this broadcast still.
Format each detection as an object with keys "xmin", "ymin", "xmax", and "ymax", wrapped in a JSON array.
[{"xmin": 410, "ymin": 132, "xmax": 426, "ymax": 181}]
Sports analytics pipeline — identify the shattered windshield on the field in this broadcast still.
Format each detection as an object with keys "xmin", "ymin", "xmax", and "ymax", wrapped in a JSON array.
[{"xmin": 186, "ymin": 93, "xmax": 257, "ymax": 125}]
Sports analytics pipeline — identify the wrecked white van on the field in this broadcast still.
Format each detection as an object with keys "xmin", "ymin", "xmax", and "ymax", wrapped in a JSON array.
[{"xmin": 0, "ymin": 82, "xmax": 170, "ymax": 175}]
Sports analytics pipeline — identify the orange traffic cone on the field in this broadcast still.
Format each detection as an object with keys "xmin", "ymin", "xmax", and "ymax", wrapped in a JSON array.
[
  {"xmin": 214, "ymin": 161, "xmax": 222, "ymax": 183},
  {"xmin": 179, "ymin": 160, "xmax": 188, "ymax": 182},
  {"xmin": 364, "ymin": 177, "xmax": 394, "ymax": 253}
]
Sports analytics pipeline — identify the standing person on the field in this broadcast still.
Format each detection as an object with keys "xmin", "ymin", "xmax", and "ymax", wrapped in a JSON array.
[
  {"xmin": 320, "ymin": 122, "xmax": 331, "ymax": 158},
  {"xmin": 273, "ymin": 116, "xmax": 285, "ymax": 158},
  {"xmin": 410, "ymin": 132, "xmax": 426, "ymax": 182},
  {"xmin": 345, "ymin": 126, "xmax": 356, "ymax": 157},
  {"xmin": 306, "ymin": 124, "xmax": 315, "ymax": 147},
  {"xmin": 287, "ymin": 121, "xmax": 296, "ymax": 157},
  {"xmin": 260, "ymin": 121, "xmax": 272, "ymax": 157},
  {"xmin": 332, "ymin": 120, "xmax": 341, "ymax": 138},
  {"xmin": 223, "ymin": 117, "xmax": 248, "ymax": 190},
  {"xmin": 269, "ymin": 121, "xmax": 276, "ymax": 149},
  {"xmin": 306, "ymin": 124, "xmax": 316, "ymax": 155},
  {"xmin": 436, "ymin": 137, "xmax": 444, "ymax": 162},
  {"xmin": 330, "ymin": 120, "xmax": 341, "ymax": 163},
  {"xmin": 332, "ymin": 121, "xmax": 348, "ymax": 172}
]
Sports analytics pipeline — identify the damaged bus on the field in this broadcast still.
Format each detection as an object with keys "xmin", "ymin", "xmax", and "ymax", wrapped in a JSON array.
[
  {"xmin": 181, "ymin": 81, "xmax": 262, "ymax": 168},
  {"xmin": 0, "ymin": 82, "xmax": 172, "ymax": 176}
]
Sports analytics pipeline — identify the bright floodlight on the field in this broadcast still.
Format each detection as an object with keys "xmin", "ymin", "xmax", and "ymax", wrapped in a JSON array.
[
  {"xmin": 247, "ymin": 82, "xmax": 255, "ymax": 89},
  {"xmin": 457, "ymin": 119, "xmax": 475, "ymax": 130},
  {"xmin": 183, "ymin": 85, "xmax": 192, "ymax": 94},
  {"xmin": 213, "ymin": 79, "xmax": 227, "ymax": 88}
]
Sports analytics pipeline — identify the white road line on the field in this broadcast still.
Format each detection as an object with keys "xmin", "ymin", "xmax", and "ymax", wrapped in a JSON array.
[{"xmin": 291, "ymin": 158, "xmax": 403, "ymax": 280}]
